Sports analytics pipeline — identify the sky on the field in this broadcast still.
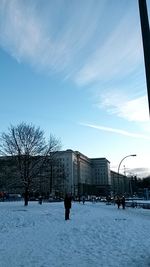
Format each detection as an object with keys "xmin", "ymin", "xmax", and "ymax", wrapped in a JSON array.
[
  {"xmin": 0, "ymin": 0, "xmax": 150, "ymax": 177},
  {"xmin": 0, "ymin": 201, "xmax": 150, "ymax": 267}
]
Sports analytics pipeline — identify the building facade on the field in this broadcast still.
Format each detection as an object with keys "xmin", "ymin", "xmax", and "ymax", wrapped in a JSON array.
[
  {"xmin": 111, "ymin": 170, "xmax": 131, "ymax": 195},
  {"xmin": 90, "ymin": 158, "xmax": 111, "ymax": 196},
  {"xmin": 0, "ymin": 150, "xmax": 127, "ymax": 197},
  {"xmin": 51, "ymin": 151, "xmax": 111, "ymax": 196}
]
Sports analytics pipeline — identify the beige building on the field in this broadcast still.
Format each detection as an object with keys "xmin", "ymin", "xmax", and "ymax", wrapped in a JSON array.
[
  {"xmin": 0, "ymin": 150, "xmax": 112, "ymax": 197},
  {"xmin": 51, "ymin": 151, "xmax": 112, "ymax": 196},
  {"xmin": 1, "ymin": 150, "xmax": 136, "ymax": 197},
  {"xmin": 91, "ymin": 158, "xmax": 111, "ymax": 195}
]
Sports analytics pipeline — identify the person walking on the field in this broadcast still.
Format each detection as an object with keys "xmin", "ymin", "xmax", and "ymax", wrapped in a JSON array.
[
  {"xmin": 64, "ymin": 193, "xmax": 72, "ymax": 220},
  {"xmin": 82, "ymin": 196, "xmax": 85, "ymax": 204},
  {"xmin": 38, "ymin": 195, "xmax": 43, "ymax": 205},
  {"xmin": 116, "ymin": 196, "xmax": 121, "ymax": 209},
  {"xmin": 121, "ymin": 196, "xmax": 125, "ymax": 209}
]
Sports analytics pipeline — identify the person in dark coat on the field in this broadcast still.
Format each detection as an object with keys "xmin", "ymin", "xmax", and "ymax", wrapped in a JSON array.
[
  {"xmin": 38, "ymin": 195, "xmax": 43, "ymax": 205},
  {"xmin": 116, "ymin": 196, "xmax": 121, "ymax": 209},
  {"xmin": 121, "ymin": 196, "xmax": 125, "ymax": 209},
  {"xmin": 82, "ymin": 196, "xmax": 85, "ymax": 204},
  {"xmin": 64, "ymin": 193, "xmax": 72, "ymax": 220}
]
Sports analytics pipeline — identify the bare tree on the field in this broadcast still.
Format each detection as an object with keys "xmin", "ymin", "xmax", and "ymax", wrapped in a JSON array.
[{"xmin": 0, "ymin": 122, "xmax": 61, "ymax": 205}]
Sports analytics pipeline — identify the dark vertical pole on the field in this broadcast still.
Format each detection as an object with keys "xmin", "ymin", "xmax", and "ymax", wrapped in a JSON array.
[
  {"xmin": 50, "ymin": 164, "xmax": 53, "ymax": 194},
  {"xmin": 138, "ymin": 0, "xmax": 150, "ymax": 114}
]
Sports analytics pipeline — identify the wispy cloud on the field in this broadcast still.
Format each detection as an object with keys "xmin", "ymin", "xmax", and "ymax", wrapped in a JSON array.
[
  {"xmin": 75, "ymin": 6, "xmax": 143, "ymax": 86},
  {"xmin": 0, "ymin": 0, "xmax": 70, "ymax": 72},
  {"xmin": 97, "ymin": 91, "xmax": 149, "ymax": 122},
  {"xmin": 1, "ymin": 0, "xmax": 148, "ymax": 126},
  {"xmin": 0, "ymin": 0, "xmax": 143, "ymax": 85},
  {"xmin": 0, "ymin": 0, "xmax": 106, "ymax": 75},
  {"xmin": 80, "ymin": 122, "xmax": 150, "ymax": 140}
]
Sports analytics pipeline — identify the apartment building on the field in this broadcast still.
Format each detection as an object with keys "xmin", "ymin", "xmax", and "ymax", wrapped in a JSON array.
[
  {"xmin": 90, "ymin": 158, "xmax": 111, "ymax": 195},
  {"xmin": 40, "ymin": 150, "xmax": 111, "ymax": 196},
  {"xmin": 0, "ymin": 150, "xmax": 112, "ymax": 197}
]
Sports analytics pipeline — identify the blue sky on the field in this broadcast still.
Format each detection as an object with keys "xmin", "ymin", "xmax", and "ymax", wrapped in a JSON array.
[{"xmin": 0, "ymin": 0, "xmax": 150, "ymax": 177}]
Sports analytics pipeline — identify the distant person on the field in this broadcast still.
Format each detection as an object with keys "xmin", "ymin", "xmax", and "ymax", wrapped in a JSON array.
[
  {"xmin": 92, "ymin": 196, "xmax": 96, "ymax": 203},
  {"xmin": 113, "ymin": 196, "xmax": 116, "ymax": 205},
  {"xmin": 106, "ymin": 195, "xmax": 111, "ymax": 205},
  {"xmin": 82, "ymin": 196, "xmax": 85, "ymax": 204},
  {"xmin": 64, "ymin": 193, "xmax": 72, "ymax": 220},
  {"xmin": 116, "ymin": 196, "xmax": 121, "ymax": 209},
  {"xmin": 121, "ymin": 196, "xmax": 125, "ymax": 209},
  {"xmin": 38, "ymin": 195, "xmax": 43, "ymax": 205}
]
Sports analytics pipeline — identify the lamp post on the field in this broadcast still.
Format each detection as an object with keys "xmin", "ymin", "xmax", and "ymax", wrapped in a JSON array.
[{"xmin": 117, "ymin": 154, "xmax": 136, "ymax": 194}]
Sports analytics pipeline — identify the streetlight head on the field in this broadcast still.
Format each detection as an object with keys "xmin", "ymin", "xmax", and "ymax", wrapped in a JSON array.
[{"xmin": 131, "ymin": 154, "xmax": 136, "ymax": 157}]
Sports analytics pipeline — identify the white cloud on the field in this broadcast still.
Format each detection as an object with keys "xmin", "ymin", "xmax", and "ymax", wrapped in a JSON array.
[
  {"xmin": 131, "ymin": 167, "xmax": 150, "ymax": 177},
  {"xmin": 110, "ymin": 164, "xmax": 150, "ymax": 178},
  {"xmin": 80, "ymin": 122, "xmax": 150, "ymax": 140},
  {"xmin": 1, "ymin": 0, "xmax": 148, "ymax": 127},
  {"xmin": 75, "ymin": 8, "xmax": 143, "ymax": 85},
  {"xmin": 0, "ymin": 0, "xmax": 106, "ymax": 75},
  {"xmin": 0, "ymin": 0, "xmax": 144, "ymax": 86},
  {"xmin": 0, "ymin": 2, "xmax": 47, "ymax": 60},
  {"xmin": 98, "ymin": 92, "xmax": 149, "ymax": 122}
]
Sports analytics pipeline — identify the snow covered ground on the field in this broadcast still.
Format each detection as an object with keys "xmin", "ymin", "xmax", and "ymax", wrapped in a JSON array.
[{"xmin": 0, "ymin": 201, "xmax": 150, "ymax": 267}]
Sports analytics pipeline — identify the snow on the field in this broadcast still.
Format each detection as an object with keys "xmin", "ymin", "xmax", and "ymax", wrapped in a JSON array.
[{"xmin": 0, "ymin": 201, "xmax": 150, "ymax": 267}]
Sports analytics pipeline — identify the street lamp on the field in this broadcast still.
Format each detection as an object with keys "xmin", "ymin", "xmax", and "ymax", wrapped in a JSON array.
[{"xmin": 117, "ymin": 154, "xmax": 136, "ymax": 194}]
